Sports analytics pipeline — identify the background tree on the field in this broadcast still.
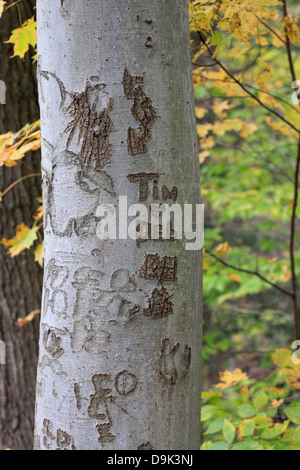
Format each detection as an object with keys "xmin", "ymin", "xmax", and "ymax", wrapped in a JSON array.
[
  {"xmin": 0, "ymin": 0, "xmax": 42, "ymax": 450},
  {"xmin": 33, "ymin": 0, "xmax": 202, "ymax": 450}
]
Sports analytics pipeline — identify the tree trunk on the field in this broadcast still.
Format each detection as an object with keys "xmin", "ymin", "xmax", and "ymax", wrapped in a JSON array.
[
  {"xmin": 34, "ymin": 0, "xmax": 202, "ymax": 450},
  {"xmin": 0, "ymin": 2, "xmax": 42, "ymax": 450}
]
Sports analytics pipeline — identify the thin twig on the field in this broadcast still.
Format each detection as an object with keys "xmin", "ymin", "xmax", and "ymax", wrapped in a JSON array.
[
  {"xmin": 282, "ymin": 0, "xmax": 300, "ymax": 340},
  {"xmin": 0, "ymin": 172, "xmax": 41, "ymax": 199},
  {"xmin": 205, "ymin": 249, "xmax": 293, "ymax": 298}
]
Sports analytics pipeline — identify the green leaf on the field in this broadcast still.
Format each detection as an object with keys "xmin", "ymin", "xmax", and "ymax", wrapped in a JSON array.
[
  {"xmin": 205, "ymin": 417, "xmax": 224, "ymax": 435},
  {"xmin": 223, "ymin": 419, "xmax": 235, "ymax": 445},
  {"xmin": 237, "ymin": 404, "xmax": 256, "ymax": 419},
  {"xmin": 232, "ymin": 440, "xmax": 264, "ymax": 450},
  {"xmin": 200, "ymin": 440, "xmax": 212, "ymax": 450},
  {"xmin": 206, "ymin": 441, "xmax": 229, "ymax": 450},
  {"xmin": 253, "ymin": 391, "xmax": 268, "ymax": 411},
  {"xmin": 239, "ymin": 419, "xmax": 255, "ymax": 437},
  {"xmin": 201, "ymin": 405, "xmax": 218, "ymax": 422},
  {"xmin": 285, "ymin": 405, "xmax": 300, "ymax": 425},
  {"xmin": 211, "ymin": 31, "xmax": 222, "ymax": 46}
]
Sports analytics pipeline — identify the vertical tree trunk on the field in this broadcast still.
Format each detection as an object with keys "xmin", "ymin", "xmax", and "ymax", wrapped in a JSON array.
[
  {"xmin": 0, "ymin": 2, "xmax": 42, "ymax": 450},
  {"xmin": 34, "ymin": 0, "xmax": 202, "ymax": 450}
]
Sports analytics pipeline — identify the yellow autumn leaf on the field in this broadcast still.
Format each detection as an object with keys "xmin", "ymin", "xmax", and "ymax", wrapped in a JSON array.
[
  {"xmin": 272, "ymin": 348, "xmax": 292, "ymax": 368},
  {"xmin": 216, "ymin": 369, "xmax": 249, "ymax": 390},
  {"xmin": 34, "ymin": 241, "xmax": 44, "ymax": 267},
  {"xmin": 200, "ymin": 135, "xmax": 215, "ymax": 150},
  {"xmin": 203, "ymin": 251, "xmax": 211, "ymax": 271},
  {"xmin": 0, "ymin": 120, "xmax": 40, "ymax": 167},
  {"xmin": 240, "ymin": 122, "xmax": 257, "ymax": 138},
  {"xmin": 195, "ymin": 107, "xmax": 208, "ymax": 119},
  {"xmin": 280, "ymin": 365, "xmax": 300, "ymax": 390},
  {"xmin": 226, "ymin": 272, "xmax": 241, "ymax": 283},
  {"xmin": 0, "ymin": 1, "xmax": 6, "ymax": 18},
  {"xmin": 33, "ymin": 205, "xmax": 43, "ymax": 222},
  {"xmin": 5, "ymin": 16, "xmax": 37, "ymax": 59},
  {"xmin": 258, "ymin": 35, "xmax": 269, "ymax": 46},
  {"xmin": 283, "ymin": 16, "xmax": 300, "ymax": 44},
  {"xmin": 266, "ymin": 257, "xmax": 278, "ymax": 263},
  {"xmin": 199, "ymin": 150, "xmax": 210, "ymax": 164},
  {"xmin": 265, "ymin": 116, "xmax": 294, "ymax": 137},
  {"xmin": 213, "ymin": 100, "xmax": 233, "ymax": 118},
  {"xmin": 216, "ymin": 241, "xmax": 232, "ymax": 255},
  {"xmin": 1, "ymin": 223, "xmax": 39, "ymax": 257},
  {"xmin": 279, "ymin": 265, "xmax": 292, "ymax": 283},
  {"xmin": 268, "ymin": 399, "xmax": 284, "ymax": 410},
  {"xmin": 15, "ymin": 309, "xmax": 40, "ymax": 328},
  {"xmin": 265, "ymin": 387, "xmax": 288, "ymax": 396},
  {"xmin": 240, "ymin": 386, "xmax": 250, "ymax": 397},
  {"xmin": 197, "ymin": 123, "xmax": 212, "ymax": 138}
]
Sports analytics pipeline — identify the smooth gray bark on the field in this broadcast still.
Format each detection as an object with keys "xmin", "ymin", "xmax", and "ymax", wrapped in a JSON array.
[{"xmin": 34, "ymin": 0, "xmax": 202, "ymax": 450}]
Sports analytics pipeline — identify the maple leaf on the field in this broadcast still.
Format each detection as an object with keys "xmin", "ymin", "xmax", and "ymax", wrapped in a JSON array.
[
  {"xmin": 5, "ymin": 17, "xmax": 37, "ymax": 59},
  {"xmin": 195, "ymin": 107, "xmax": 208, "ymax": 119},
  {"xmin": 216, "ymin": 369, "xmax": 249, "ymax": 390},
  {"xmin": 34, "ymin": 241, "xmax": 44, "ymax": 267},
  {"xmin": 15, "ymin": 309, "xmax": 40, "ymax": 327},
  {"xmin": 0, "ymin": 121, "xmax": 40, "ymax": 167},
  {"xmin": 216, "ymin": 241, "xmax": 232, "ymax": 255},
  {"xmin": 226, "ymin": 272, "xmax": 241, "ymax": 283},
  {"xmin": 200, "ymin": 135, "xmax": 215, "ymax": 150},
  {"xmin": 213, "ymin": 100, "xmax": 233, "ymax": 118},
  {"xmin": 1, "ymin": 223, "xmax": 39, "ymax": 257}
]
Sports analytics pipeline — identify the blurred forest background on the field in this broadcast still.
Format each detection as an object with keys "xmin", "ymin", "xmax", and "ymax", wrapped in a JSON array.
[{"xmin": 0, "ymin": 0, "xmax": 300, "ymax": 450}]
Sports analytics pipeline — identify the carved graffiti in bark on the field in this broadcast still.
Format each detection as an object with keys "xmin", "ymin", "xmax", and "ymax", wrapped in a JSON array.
[
  {"xmin": 88, "ymin": 374, "xmax": 115, "ymax": 420},
  {"xmin": 138, "ymin": 254, "xmax": 178, "ymax": 283},
  {"xmin": 159, "ymin": 339, "xmax": 180, "ymax": 385},
  {"xmin": 127, "ymin": 172, "xmax": 159, "ymax": 201},
  {"xmin": 138, "ymin": 441, "xmax": 154, "ymax": 450},
  {"xmin": 143, "ymin": 287, "xmax": 173, "ymax": 319},
  {"xmin": 96, "ymin": 423, "xmax": 115, "ymax": 443},
  {"xmin": 127, "ymin": 172, "xmax": 178, "ymax": 202},
  {"xmin": 65, "ymin": 81, "xmax": 114, "ymax": 171},
  {"xmin": 43, "ymin": 328, "xmax": 64, "ymax": 359},
  {"xmin": 159, "ymin": 340, "xmax": 192, "ymax": 385},
  {"xmin": 41, "ymin": 420, "xmax": 76, "ymax": 450},
  {"xmin": 122, "ymin": 69, "xmax": 157, "ymax": 156},
  {"xmin": 114, "ymin": 370, "xmax": 137, "ymax": 396},
  {"xmin": 43, "ymin": 260, "xmax": 69, "ymax": 317}
]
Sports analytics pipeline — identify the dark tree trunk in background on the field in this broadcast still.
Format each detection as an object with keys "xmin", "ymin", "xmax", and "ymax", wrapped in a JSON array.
[{"xmin": 0, "ymin": 1, "xmax": 42, "ymax": 450}]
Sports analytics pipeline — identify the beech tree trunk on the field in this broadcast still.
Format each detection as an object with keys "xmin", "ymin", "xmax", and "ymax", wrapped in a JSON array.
[
  {"xmin": 0, "ymin": 1, "xmax": 42, "ymax": 450},
  {"xmin": 34, "ymin": 0, "xmax": 202, "ymax": 450}
]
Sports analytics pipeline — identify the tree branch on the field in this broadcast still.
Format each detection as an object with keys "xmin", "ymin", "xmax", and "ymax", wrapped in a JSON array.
[
  {"xmin": 205, "ymin": 249, "xmax": 293, "ymax": 298},
  {"xmin": 282, "ymin": 0, "xmax": 297, "ymax": 84}
]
